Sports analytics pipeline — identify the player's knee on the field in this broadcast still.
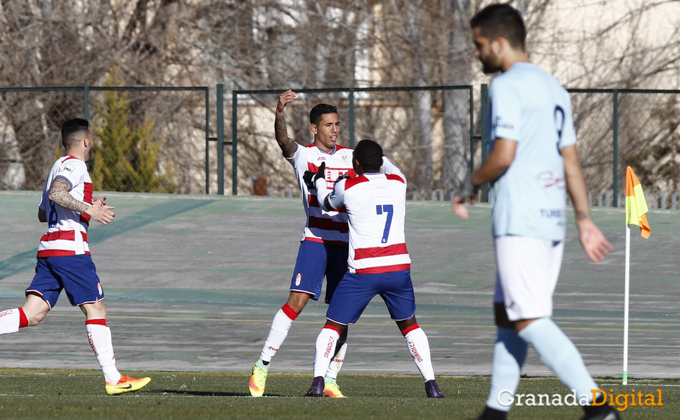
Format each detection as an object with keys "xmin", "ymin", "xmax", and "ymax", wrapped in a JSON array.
[
  {"xmin": 287, "ymin": 293, "xmax": 310, "ymax": 312},
  {"xmin": 27, "ymin": 311, "xmax": 47, "ymax": 326}
]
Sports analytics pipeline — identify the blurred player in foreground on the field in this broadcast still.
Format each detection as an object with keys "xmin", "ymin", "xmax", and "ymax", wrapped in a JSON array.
[
  {"xmin": 249, "ymin": 91, "xmax": 355, "ymax": 398},
  {"xmin": 0, "ymin": 118, "xmax": 150, "ymax": 395},
  {"xmin": 302, "ymin": 139, "xmax": 445, "ymax": 398},
  {"xmin": 452, "ymin": 5, "xmax": 616, "ymax": 420}
]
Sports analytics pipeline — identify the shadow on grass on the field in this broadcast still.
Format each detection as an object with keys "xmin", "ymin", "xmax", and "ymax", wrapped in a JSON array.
[{"xmin": 153, "ymin": 389, "xmax": 288, "ymax": 397}]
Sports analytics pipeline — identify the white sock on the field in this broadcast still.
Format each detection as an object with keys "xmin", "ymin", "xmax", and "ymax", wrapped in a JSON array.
[
  {"xmin": 404, "ymin": 327, "xmax": 435, "ymax": 381},
  {"xmin": 0, "ymin": 308, "xmax": 28, "ymax": 334},
  {"xmin": 486, "ymin": 327, "xmax": 528, "ymax": 412},
  {"xmin": 260, "ymin": 304, "xmax": 298, "ymax": 363},
  {"xmin": 326, "ymin": 341, "xmax": 347, "ymax": 381},
  {"xmin": 518, "ymin": 317, "xmax": 598, "ymax": 401},
  {"xmin": 86, "ymin": 320, "xmax": 121, "ymax": 384},
  {"xmin": 313, "ymin": 327, "xmax": 339, "ymax": 378}
]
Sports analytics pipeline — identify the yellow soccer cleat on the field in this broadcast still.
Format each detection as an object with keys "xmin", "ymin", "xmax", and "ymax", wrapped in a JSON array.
[
  {"xmin": 323, "ymin": 377, "xmax": 346, "ymax": 398},
  {"xmin": 105, "ymin": 375, "xmax": 151, "ymax": 395},
  {"xmin": 249, "ymin": 362, "xmax": 268, "ymax": 397}
]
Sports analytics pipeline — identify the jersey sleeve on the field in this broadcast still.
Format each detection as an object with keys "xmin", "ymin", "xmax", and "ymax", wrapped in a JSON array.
[
  {"xmin": 284, "ymin": 143, "xmax": 302, "ymax": 167},
  {"xmin": 558, "ymin": 89, "xmax": 577, "ymax": 150},
  {"xmin": 489, "ymin": 78, "xmax": 521, "ymax": 142},
  {"xmin": 315, "ymin": 176, "xmax": 346, "ymax": 211},
  {"xmin": 56, "ymin": 159, "xmax": 87, "ymax": 190},
  {"xmin": 381, "ymin": 156, "xmax": 407, "ymax": 185}
]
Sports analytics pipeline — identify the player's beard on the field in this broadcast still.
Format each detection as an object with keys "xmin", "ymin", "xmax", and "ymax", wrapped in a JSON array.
[{"xmin": 479, "ymin": 52, "xmax": 502, "ymax": 74}]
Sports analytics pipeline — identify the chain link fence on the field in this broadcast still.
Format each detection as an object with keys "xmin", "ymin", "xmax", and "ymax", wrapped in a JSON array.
[
  {"xmin": 0, "ymin": 87, "xmax": 209, "ymax": 194},
  {"xmin": 569, "ymin": 89, "xmax": 680, "ymax": 209},
  {"xmin": 2, "ymin": 86, "xmax": 678, "ymax": 208},
  {"xmin": 228, "ymin": 87, "xmax": 475, "ymax": 199}
]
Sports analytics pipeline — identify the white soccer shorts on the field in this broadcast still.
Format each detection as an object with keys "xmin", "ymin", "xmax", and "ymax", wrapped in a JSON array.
[{"xmin": 493, "ymin": 235, "xmax": 564, "ymax": 321}]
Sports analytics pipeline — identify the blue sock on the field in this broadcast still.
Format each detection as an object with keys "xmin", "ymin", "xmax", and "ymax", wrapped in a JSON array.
[
  {"xmin": 518, "ymin": 317, "xmax": 597, "ymax": 401},
  {"xmin": 486, "ymin": 327, "xmax": 527, "ymax": 412}
]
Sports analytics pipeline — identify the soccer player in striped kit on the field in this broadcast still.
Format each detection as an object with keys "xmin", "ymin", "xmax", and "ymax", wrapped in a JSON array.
[
  {"xmin": 0, "ymin": 118, "xmax": 150, "ymax": 395},
  {"xmin": 301, "ymin": 139, "xmax": 445, "ymax": 398},
  {"xmin": 453, "ymin": 5, "xmax": 616, "ymax": 420},
  {"xmin": 249, "ymin": 91, "xmax": 355, "ymax": 398}
]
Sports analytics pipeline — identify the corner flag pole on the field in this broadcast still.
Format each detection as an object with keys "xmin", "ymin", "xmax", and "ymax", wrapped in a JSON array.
[
  {"xmin": 622, "ymin": 166, "xmax": 650, "ymax": 385},
  {"xmin": 623, "ymin": 225, "xmax": 631, "ymax": 385}
]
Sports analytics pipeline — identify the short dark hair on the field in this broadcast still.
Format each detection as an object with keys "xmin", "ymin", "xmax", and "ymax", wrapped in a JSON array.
[
  {"xmin": 309, "ymin": 103, "xmax": 338, "ymax": 126},
  {"xmin": 470, "ymin": 3, "xmax": 526, "ymax": 51},
  {"xmin": 61, "ymin": 118, "xmax": 90, "ymax": 149},
  {"xmin": 354, "ymin": 139, "xmax": 383, "ymax": 173}
]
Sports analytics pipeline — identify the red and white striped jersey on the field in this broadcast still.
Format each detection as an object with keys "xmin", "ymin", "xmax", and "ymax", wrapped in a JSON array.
[
  {"xmin": 316, "ymin": 157, "xmax": 410, "ymax": 274},
  {"xmin": 287, "ymin": 144, "xmax": 356, "ymax": 246},
  {"xmin": 37, "ymin": 156, "xmax": 93, "ymax": 257}
]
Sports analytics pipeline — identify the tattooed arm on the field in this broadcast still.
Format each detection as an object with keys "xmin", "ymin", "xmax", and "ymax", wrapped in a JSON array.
[
  {"xmin": 48, "ymin": 177, "xmax": 116, "ymax": 225},
  {"xmin": 563, "ymin": 145, "xmax": 611, "ymax": 262},
  {"xmin": 275, "ymin": 90, "xmax": 298, "ymax": 158}
]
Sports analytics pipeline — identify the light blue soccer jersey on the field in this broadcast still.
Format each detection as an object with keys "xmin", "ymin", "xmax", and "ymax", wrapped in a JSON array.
[{"xmin": 487, "ymin": 62, "xmax": 577, "ymax": 241}]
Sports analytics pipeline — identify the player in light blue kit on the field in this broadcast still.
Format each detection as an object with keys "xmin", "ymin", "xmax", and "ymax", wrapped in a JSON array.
[{"xmin": 452, "ymin": 4, "xmax": 617, "ymax": 420}]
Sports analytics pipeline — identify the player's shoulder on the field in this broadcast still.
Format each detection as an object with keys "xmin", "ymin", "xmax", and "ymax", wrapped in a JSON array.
[
  {"xmin": 335, "ymin": 145, "xmax": 353, "ymax": 152},
  {"xmin": 344, "ymin": 174, "xmax": 369, "ymax": 190},
  {"xmin": 56, "ymin": 155, "xmax": 86, "ymax": 170},
  {"xmin": 385, "ymin": 173, "xmax": 406, "ymax": 184}
]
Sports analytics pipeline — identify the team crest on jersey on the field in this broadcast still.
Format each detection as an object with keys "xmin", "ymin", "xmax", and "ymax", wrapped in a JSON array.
[
  {"xmin": 295, "ymin": 273, "xmax": 302, "ymax": 286},
  {"xmin": 342, "ymin": 155, "xmax": 349, "ymax": 164}
]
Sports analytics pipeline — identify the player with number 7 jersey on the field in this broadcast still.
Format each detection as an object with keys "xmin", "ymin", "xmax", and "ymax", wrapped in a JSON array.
[
  {"xmin": 301, "ymin": 139, "xmax": 445, "ymax": 399},
  {"xmin": 320, "ymin": 153, "xmax": 410, "ymax": 274}
]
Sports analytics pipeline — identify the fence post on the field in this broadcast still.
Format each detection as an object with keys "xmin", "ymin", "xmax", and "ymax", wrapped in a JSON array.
[
  {"xmin": 480, "ymin": 84, "xmax": 489, "ymax": 202},
  {"xmin": 612, "ymin": 89, "xmax": 619, "ymax": 206},
  {"xmin": 217, "ymin": 84, "xmax": 224, "ymax": 195},
  {"xmin": 469, "ymin": 86, "xmax": 475, "ymax": 174},
  {"xmin": 349, "ymin": 87, "xmax": 355, "ymax": 149},
  {"xmin": 83, "ymin": 86, "xmax": 89, "ymax": 121},
  {"xmin": 232, "ymin": 90, "xmax": 238, "ymax": 195},
  {"xmin": 204, "ymin": 88, "xmax": 210, "ymax": 194}
]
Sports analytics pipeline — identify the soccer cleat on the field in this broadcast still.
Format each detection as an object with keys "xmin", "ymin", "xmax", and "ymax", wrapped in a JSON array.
[
  {"xmin": 302, "ymin": 376, "xmax": 325, "ymax": 397},
  {"xmin": 424, "ymin": 379, "xmax": 445, "ymax": 398},
  {"xmin": 249, "ymin": 362, "xmax": 268, "ymax": 397},
  {"xmin": 323, "ymin": 377, "xmax": 346, "ymax": 398},
  {"xmin": 581, "ymin": 407, "xmax": 621, "ymax": 420},
  {"xmin": 476, "ymin": 406, "xmax": 508, "ymax": 420},
  {"xmin": 105, "ymin": 375, "xmax": 151, "ymax": 395}
]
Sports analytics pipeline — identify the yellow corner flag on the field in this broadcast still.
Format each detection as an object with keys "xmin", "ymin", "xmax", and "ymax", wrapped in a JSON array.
[{"xmin": 625, "ymin": 166, "xmax": 651, "ymax": 238}]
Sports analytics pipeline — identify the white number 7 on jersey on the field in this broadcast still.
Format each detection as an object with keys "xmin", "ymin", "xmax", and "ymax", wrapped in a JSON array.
[{"xmin": 376, "ymin": 205, "xmax": 394, "ymax": 244}]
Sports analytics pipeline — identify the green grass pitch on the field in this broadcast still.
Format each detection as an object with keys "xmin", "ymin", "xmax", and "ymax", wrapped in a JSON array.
[{"xmin": 0, "ymin": 369, "xmax": 677, "ymax": 419}]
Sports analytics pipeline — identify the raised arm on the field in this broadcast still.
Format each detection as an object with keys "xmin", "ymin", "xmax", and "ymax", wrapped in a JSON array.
[
  {"xmin": 562, "ymin": 145, "xmax": 612, "ymax": 262},
  {"xmin": 275, "ymin": 90, "xmax": 298, "ymax": 158},
  {"xmin": 381, "ymin": 156, "xmax": 405, "ymax": 179},
  {"xmin": 48, "ymin": 177, "xmax": 115, "ymax": 225}
]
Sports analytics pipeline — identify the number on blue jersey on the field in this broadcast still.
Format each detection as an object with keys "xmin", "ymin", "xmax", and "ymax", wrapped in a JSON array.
[{"xmin": 554, "ymin": 105, "xmax": 565, "ymax": 154}]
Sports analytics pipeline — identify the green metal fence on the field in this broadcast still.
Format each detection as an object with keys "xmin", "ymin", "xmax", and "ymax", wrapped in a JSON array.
[
  {"xmin": 2, "ymin": 84, "xmax": 678, "ymax": 209},
  {"xmin": 566, "ymin": 88, "xmax": 680, "ymax": 208},
  {"xmin": 227, "ymin": 86, "xmax": 475, "ymax": 198},
  {"xmin": 226, "ymin": 86, "xmax": 680, "ymax": 208},
  {"xmin": 0, "ymin": 86, "xmax": 210, "ymax": 194}
]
